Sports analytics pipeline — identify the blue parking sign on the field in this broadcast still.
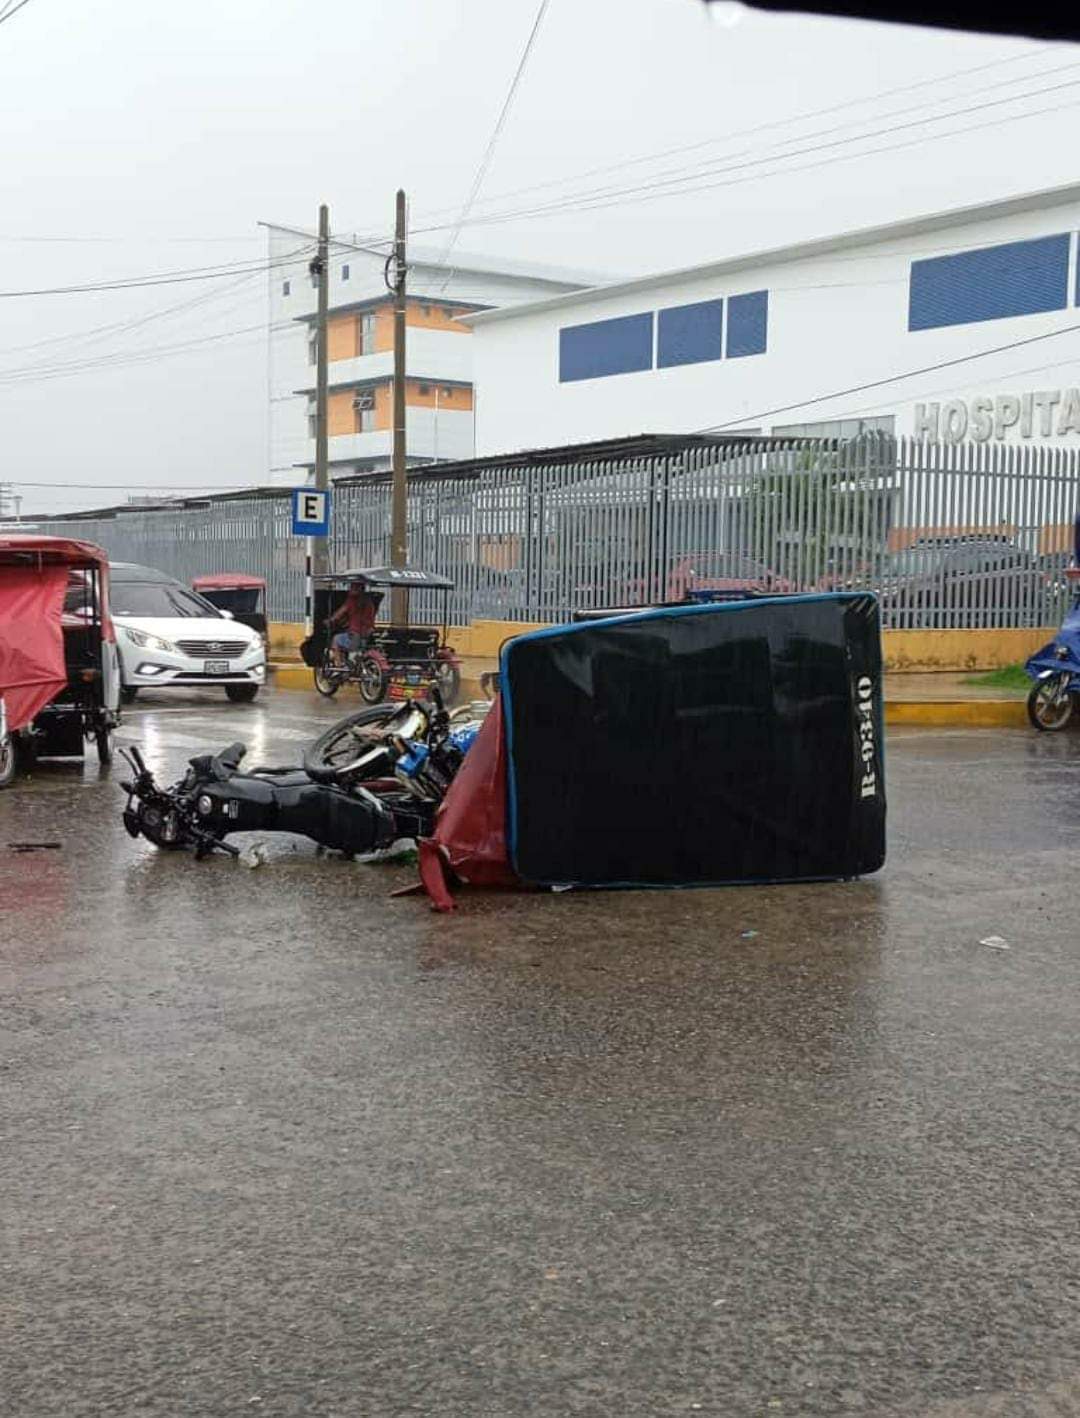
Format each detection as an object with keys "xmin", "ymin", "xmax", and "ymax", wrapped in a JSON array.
[{"xmin": 292, "ymin": 487, "xmax": 330, "ymax": 537}]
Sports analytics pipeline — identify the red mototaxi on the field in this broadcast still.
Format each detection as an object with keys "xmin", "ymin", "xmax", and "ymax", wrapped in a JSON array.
[{"xmin": 0, "ymin": 534, "xmax": 121, "ymax": 785}]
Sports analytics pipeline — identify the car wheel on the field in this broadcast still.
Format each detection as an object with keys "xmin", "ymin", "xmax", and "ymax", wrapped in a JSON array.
[
  {"xmin": 225, "ymin": 684, "xmax": 259, "ymax": 703},
  {"xmin": 121, "ymin": 685, "xmax": 138, "ymax": 704}
]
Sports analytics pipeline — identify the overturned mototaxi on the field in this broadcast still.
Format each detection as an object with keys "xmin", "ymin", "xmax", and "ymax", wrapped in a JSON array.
[{"xmin": 417, "ymin": 592, "xmax": 886, "ymax": 908}]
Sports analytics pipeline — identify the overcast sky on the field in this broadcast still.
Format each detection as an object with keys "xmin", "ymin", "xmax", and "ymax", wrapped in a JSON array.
[{"xmin": 1, "ymin": 0, "xmax": 1075, "ymax": 515}]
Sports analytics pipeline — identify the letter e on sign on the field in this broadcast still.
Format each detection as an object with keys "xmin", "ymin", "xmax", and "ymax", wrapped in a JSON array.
[{"xmin": 291, "ymin": 487, "xmax": 331, "ymax": 537}]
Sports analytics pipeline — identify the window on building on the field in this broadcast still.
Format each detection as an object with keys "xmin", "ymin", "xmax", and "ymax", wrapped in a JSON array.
[
  {"xmin": 342, "ymin": 263, "xmax": 350, "ymax": 281},
  {"xmin": 657, "ymin": 298, "xmax": 724, "ymax": 369},
  {"xmin": 307, "ymin": 331, "xmax": 317, "ymax": 366},
  {"xmin": 358, "ymin": 312, "xmax": 375, "ymax": 354},
  {"xmin": 307, "ymin": 413, "xmax": 316, "ymax": 438},
  {"xmin": 422, "ymin": 304, "xmax": 432, "ymax": 316},
  {"xmin": 908, "ymin": 233, "xmax": 1070, "ymax": 332},
  {"xmin": 559, "ymin": 312, "xmax": 654, "ymax": 382},
  {"xmin": 726, "ymin": 290, "xmax": 768, "ymax": 358},
  {"xmin": 282, "ymin": 279, "xmax": 291, "ymax": 297},
  {"xmin": 442, "ymin": 387, "xmax": 454, "ymax": 398},
  {"xmin": 772, "ymin": 416, "xmax": 895, "ymax": 439}
]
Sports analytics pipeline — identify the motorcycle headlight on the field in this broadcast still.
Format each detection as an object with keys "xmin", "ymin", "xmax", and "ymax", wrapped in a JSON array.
[
  {"xmin": 125, "ymin": 627, "xmax": 178, "ymax": 654},
  {"xmin": 1056, "ymin": 645, "xmax": 1070, "ymax": 660}
]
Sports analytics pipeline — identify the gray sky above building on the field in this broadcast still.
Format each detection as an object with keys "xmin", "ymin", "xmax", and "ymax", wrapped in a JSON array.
[{"xmin": 1, "ymin": 0, "xmax": 1075, "ymax": 515}]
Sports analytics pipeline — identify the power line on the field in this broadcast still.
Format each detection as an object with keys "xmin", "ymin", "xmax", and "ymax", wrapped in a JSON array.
[
  {"xmin": 0, "ymin": 316, "xmax": 297, "ymax": 385},
  {"xmin": 0, "ymin": 0, "xmax": 36, "ymax": 28},
  {"xmin": 696, "ymin": 317, "xmax": 1080, "ymax": 434},
  {"xmin": 0, "ymin": 268, "xmax": 266, "ymax": 362},
  {"xmin": 343, "ymin": 44, "xmax": 1059, "ymax": 239},
  {"xmin": 6, "ymin": 479, "xmax": 256, "ymax": 491},
  {"xmin": 0, "ymin": 246, "xmax": 313, "ymax": 299},
  {"xmin": 408, "ymin": 77, "xmax": 1080, "ymax": 235},
  {"xmin": 435, "ymin": 0, "xmax": 552, "ymax": 287},
  {"xmin": 461, "ymin": 58, "xmax": 1080, "ymax": 221}
]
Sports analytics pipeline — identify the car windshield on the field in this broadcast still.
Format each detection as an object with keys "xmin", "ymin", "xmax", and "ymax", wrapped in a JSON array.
[{"xmin": 110, "ymin": 582, "xmax": 221, "ymax": 619}]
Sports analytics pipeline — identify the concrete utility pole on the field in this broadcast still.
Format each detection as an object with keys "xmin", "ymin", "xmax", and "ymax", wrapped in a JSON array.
[
  {"xmin": 390, "ymin": 188, "xmax": 408, "ymax": 625},
  {"xmin": 311, "ymin": 202, "xmax": 330, "ymax": 581}
]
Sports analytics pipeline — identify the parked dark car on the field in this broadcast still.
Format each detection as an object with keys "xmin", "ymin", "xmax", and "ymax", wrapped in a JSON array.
[{"xmin": 876, "ymin": 538, "xmax": 1043, "ymax": 628}]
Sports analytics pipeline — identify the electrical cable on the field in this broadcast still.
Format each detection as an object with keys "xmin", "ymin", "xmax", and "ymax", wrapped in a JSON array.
[
  {"xmin": 340, "ymin": 44, "xmax": 1060, "ymax": 239},
  {"xmin": 694, "ymin": 317, "xmax": 1080, "ymax": 434},
  {"xmin": 0, "ymin": 317, "xmax": 297, "ymax": 385},
  {"xmin": 0, "ymin": 246, "xmax": 314, "ymax": 299},
  {"xmin": 446, "ymin": 58, "xmax": 1080, "ymax": 221},
  {"xmin": 435, "ymin": 0, "xmax": 552, "ymax": 289},
  {"xmin": 0, "ymin": 0, "xmax": 35, "ymax": 28},
  {"xmin": 407, "ymin": 81, "xmax": 1080, "ymax": 234}
]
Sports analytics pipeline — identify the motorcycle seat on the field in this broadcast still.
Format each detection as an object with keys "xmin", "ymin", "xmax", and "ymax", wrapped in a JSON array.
[{"xmin": 188, "ymin": 742, "xmax": 248, "ymax": 781}]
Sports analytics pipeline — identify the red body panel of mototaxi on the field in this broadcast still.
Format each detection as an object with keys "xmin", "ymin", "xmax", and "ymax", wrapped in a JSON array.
[{"xmin": 0, "ymin": 534, "xmax": 121, "ymax": 787}]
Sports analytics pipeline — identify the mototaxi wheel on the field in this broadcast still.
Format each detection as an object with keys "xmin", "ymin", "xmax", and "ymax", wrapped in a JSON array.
[
  {"xmin": 1027, "ymin": 674, "xmax": 1075, "ymax": 731},
  {"xmin": 435, "ymin": 659, "xmax": 461, "ymax": 707},
  {"xmin": 357, "ymin": 654, "xmax": 389, "ymax": 705},
  {"xmin": 303, "ymin": 703, "xmax": 402, "ymax": 783},
  {"xmin": 95, "ymin": 725, "xmax": 114, "ymax": 765},
  {"xmin": 225, "ymin": 684, "xmax": 260, "ymax": 703},
  {"xmin": 314, "ymin": 654, "xmax": 342, "ymax": 698},
  {"xmin": 0, "ymin": 731, "xmax": 17, "ymax": 789}
]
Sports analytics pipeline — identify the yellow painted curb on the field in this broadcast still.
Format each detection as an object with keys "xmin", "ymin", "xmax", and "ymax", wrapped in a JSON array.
[
  {"xmin": 270, "ymin": 663, "xmax": 1027, "ymax": 728},
  {"xmin": 884, "ymin": 699, "xmax": 1027, "ymax": 728},
  {"xmin": 271, "ymin": 663, "xmax": 315, "ymax": 691},
  {"xmin": 270, "ymin": 662, "xmax": 488, "ymax": 702}
]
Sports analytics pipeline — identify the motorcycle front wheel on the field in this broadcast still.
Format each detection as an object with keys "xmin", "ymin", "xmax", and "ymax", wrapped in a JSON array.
[
  {"xmin": 303, "ymin": 703, "xmax": 401, "ymax": 782},
  {"xmin": 1027, "ymin": 674, "xmax": 1075, "ymax": 731}
]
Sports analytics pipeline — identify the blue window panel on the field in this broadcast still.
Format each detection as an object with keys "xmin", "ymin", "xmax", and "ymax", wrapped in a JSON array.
[
  {"xmin": 726, "ymin": 290, "xmax": 768, "ymax": 358},
  {"xmin": 657, "ymin": 299, "xmax": 724, "ymax": 368},
  {"xmin": 559, "ymin": 312, "xmax": 654, "ymax": 382},
  {"xmin": 908, "ymin": 233, "xmax": 1069, "ymax": 332}
]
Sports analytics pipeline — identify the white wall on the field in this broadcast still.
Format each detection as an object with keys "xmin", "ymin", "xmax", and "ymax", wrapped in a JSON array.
[
  {"xmin": 470, "ymin": 198, "xmax": 1080, "ymax": 456},
  {"xmin": 264, "ymin": 225, "xmax": 594, "ymax": 484}
]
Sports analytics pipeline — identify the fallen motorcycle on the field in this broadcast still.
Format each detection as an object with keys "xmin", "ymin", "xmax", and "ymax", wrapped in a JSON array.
[{"xmin": 120, "ymin": 692, "xmax": 483, "ymax": 858}]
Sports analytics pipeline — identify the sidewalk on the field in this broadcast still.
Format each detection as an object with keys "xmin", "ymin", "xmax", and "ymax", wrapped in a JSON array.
[
  {"xmin": 270, "ymin": 664, "xmax": 1031, "ymax": 727},
  {"xmin": 885, "ymin": 671, "xmax": 1027, "ymax": 727}
]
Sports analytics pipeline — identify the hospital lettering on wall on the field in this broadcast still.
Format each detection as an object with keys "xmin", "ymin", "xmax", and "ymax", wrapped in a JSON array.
[{"xmin": 914, "ymin": 389, "xmax": 1080, "ymax": 442}]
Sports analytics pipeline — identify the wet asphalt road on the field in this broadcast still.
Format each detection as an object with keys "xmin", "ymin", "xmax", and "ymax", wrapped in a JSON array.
[{"xmin": 3, "ymin": 689, "xmax": 1080, "ymax": 1418}]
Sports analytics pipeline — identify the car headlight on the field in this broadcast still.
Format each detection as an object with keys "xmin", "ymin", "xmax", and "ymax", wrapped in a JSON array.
[{"xmin": 125, "ymin": 627, "xmax": 178, "ymax": 654}]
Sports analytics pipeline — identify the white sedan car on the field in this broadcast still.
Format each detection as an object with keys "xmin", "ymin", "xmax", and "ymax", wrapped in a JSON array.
[{"xmin": 110, "ymin": 562, "xmax": 266, "ymax": 702}]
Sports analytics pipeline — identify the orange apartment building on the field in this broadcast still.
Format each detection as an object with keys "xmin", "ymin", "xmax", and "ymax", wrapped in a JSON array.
[{"xmin": 264, "ymin": 223, "xmax": 604, "ymax": 483}]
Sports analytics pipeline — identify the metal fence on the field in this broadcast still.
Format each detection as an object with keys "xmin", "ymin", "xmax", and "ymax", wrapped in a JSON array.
[{"xmin": 42, "ymin": 435, "xmax": 1080, "ymax": 630}]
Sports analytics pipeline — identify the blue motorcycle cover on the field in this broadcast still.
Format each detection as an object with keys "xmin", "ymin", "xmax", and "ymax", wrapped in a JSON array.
[{"xmin": 500, "ymin": 593, "xmax": 885, "ymax": 888}]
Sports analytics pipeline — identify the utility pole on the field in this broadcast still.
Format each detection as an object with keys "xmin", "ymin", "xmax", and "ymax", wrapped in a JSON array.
[
  {"xmin": 310, "ymin": 203, "xmax": 330, "ymax": 588},
  {"xmin": 390, "ymin": 188, "xmax": 408, "ymax": 625}
]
